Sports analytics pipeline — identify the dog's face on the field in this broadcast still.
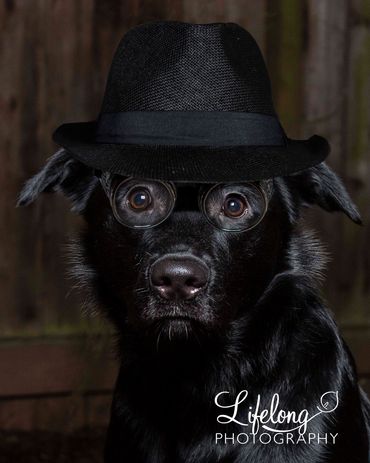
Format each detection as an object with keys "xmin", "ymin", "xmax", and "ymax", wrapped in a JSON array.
[
  {"xmin": 18, "ymin": 150, "xmax": 360, "ymax": 346},
  {"xmin": 81, "ymin": 178, "xmax": 288, "ymax": 343}
]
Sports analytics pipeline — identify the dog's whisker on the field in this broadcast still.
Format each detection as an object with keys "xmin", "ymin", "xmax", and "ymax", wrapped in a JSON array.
[
  {"xmin": 168, "ymin": 325, "xmax": 172, "ymax": 342},
  {"xmin": 156, "ymin": 327, "xmax": 163, "ymax": 352},
  {"xmin": 135, "ymin": 287, "xmax": 149, "ymax": 295}
]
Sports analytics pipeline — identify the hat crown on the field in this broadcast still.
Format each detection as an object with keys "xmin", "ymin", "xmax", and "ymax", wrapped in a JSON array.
[
  {"xmin": 53, "ymin": 21, "xmax": 329, "ymax": 183},
  {"xmin": 101, "ymin": 21, "xmax": 275, "ymax": 114}
]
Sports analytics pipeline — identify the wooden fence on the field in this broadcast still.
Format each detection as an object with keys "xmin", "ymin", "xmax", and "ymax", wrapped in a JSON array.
[{"xmin": 0, "ymin": 0, "xmax": 369, "ymax": 430}]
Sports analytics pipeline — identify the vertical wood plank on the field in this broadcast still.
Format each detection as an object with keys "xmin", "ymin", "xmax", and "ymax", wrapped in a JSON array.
[
  {"xmin": 303, "ymin": 0, "xmax": 350, "ymax": 166},
  {"xmin": 266, "ymin": 0, "xmax": 305, "ymax": 136},
  {"xmin": 303, "ymin": 0, "xmax": 350, "ymax": 318}
]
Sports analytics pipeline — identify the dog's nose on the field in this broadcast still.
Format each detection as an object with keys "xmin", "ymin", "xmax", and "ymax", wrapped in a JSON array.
[{"xmin": 150, "ymin": 254, "xmax": 209, "ymax": 300}]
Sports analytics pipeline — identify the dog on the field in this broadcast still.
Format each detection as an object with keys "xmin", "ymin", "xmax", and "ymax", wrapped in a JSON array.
[{"xmin": 19, "ymin": 148, "xmax": 370, "ymax": 462}]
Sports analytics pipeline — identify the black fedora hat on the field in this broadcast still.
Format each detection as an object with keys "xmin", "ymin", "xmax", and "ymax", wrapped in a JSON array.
[{"xmin": 53, "ymin": 21, "xmax": 329, "ymax": 183}]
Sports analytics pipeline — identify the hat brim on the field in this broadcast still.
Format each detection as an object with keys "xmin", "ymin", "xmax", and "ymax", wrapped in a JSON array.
[{"xmin": 53, "ymin": 121, "xmax": 330, "ymax": 183}]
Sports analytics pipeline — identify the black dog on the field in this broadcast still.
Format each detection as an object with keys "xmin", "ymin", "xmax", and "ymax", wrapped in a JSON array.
[{"xmin": 19, "ymin": 149, "xmax": 370, "ymax": 462}]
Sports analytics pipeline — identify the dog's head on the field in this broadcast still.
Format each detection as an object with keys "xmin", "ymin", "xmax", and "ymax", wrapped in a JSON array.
[{"xmin": 18, "ymin": 150, "xmax": 361, "ymax": 347}]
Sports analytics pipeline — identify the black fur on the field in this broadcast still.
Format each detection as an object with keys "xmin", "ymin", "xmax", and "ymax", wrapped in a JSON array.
[{"xmin": 19, "ymin": 149, "xmax": 370, "ymax": 462}]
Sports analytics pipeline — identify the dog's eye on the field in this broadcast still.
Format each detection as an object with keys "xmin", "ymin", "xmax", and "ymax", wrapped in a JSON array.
[
  {"xmin": 128, "ymin": 188, "xmax": 151, "ymax": 211},
  {"xmin": 223, "ymin": 194, "xmax": 247, "ymax": 218},
  {"xmin": 201, "ymin": 183, "xmax": 267, "ymax": 232},
  {"xmin": 111, "ymin": 178, "xmax": 176, "ymax": 229}
]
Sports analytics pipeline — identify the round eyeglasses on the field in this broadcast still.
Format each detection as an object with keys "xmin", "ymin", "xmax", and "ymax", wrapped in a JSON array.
[{"xmin": 105, "ymin": 177, "xmax": 268, "ymax": 232}]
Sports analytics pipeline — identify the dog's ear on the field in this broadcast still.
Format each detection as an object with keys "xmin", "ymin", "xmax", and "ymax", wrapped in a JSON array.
[
  {"xmin": 17, "ymin": 149, "xmax": 98, "ymax": 213},
  {"xmin": 285, "ymin": 162, "xmax": 362, "ymax": 224}
]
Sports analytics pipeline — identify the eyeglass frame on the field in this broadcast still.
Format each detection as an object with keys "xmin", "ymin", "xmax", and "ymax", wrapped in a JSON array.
[{"xmin": 98, "ymin": 173, "xmax": 269, "ymax": 232}]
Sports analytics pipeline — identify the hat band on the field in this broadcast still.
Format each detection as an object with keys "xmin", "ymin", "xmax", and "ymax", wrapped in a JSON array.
[{"xmin": 95, "ymin": 111, "xmax": 286, "ymax": 147}]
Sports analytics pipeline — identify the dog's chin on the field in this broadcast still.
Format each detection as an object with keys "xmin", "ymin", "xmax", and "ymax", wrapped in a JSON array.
[
  {"xmin": 154, "ymin": 317, "xmax": 196, "ymax": 343},
  {"xmin": 142, "ymin": 315, "xmax": 216, "ymax": 348}
]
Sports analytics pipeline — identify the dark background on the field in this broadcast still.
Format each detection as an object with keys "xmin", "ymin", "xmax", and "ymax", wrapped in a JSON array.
[{"xmin": 0, "ymin": 0, "xmax": 369, "ymax": 460}]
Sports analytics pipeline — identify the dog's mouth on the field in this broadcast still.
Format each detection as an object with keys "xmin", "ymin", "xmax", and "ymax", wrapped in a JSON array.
[
  {"xmin": 133, "ymin": 300, "xmax": 212, "ymax": 342},
  {"xmin": 141, "ymin": 298, "xmax": 213, "ymax": 324},
  {"xmin": 126, "ymin": 292, "xmax": 229, "ymax": 348},
  {"xmin": 155, "ymin": 314, "xmax": 196, "ymax": 322},
  {"xmin": 147, "ymin": 311, "xmax": 201, "ymax": 329}
]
